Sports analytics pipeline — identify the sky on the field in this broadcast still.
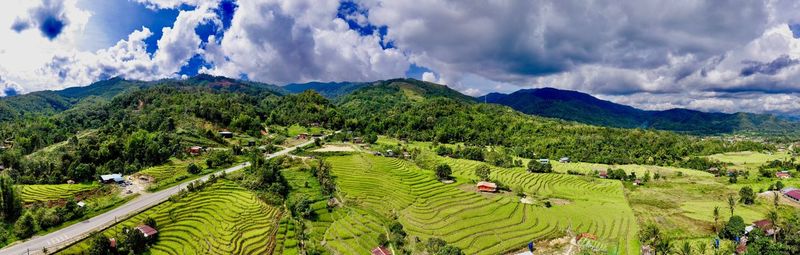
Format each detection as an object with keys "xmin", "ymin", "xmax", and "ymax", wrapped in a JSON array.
[{"xmin": 2, "ymin": 0, "xmax": 800, "ymax": 116}]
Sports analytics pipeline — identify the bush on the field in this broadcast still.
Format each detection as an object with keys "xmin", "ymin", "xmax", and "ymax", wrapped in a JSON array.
[
  {"xmin": 435, "ymin": 164, "xmax": 452, "ymax": 180},
  {"xmin": 14, "ymin": 211, "xmax": 36, "ymax": 239},
  {"xmin": 739, "ymin": 186, "xmax": 755, "ymax": 205},
  {"xmin": 474, "ymin": 165, "xmax": 490, "ymax": 181},
  {"xmin": 187, "ymin": 163, "xmax": 201, "ymax": 174},
  {"xmin": 720, "ymin": 216, "xmax": 746, "ymax": 240}
]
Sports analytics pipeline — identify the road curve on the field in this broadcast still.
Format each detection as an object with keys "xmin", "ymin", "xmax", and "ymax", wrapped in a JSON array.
[{"xmin": 0, "ymin": 138, "xmax": 318, "ymax": 255}]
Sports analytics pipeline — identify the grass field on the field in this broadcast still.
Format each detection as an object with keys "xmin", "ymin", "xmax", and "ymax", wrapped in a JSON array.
[
  {"xmin": 60, "ymin": 180, "xmax": 281, "ymax": 255},
  {"xmin": 19, "ymin": 183, "xmax": 100, "ymax": 203},
  {"xmin": 325, "ymin": 153, "xmax": 640, "ymax": 255},
  {"xmin": 552, "ymin": 161, "xmax": 712, "ymax": 177},
  {"xmin": 706, "ymin": 151, "xmax": 792, "ymax": 170}
]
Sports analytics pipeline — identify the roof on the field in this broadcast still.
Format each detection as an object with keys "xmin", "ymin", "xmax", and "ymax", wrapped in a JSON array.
[
  {"xmin": 371, "ymin": 247, "xmax": 392, "ymax": 255},
  {"xmin": 477, "ymin": 181, "xmax": 497, "ymax": 188},
  {"xmin": 100, "ymin": 174, "xmax": 123, "ymax": 182},
  {"xmin": 776, "ymin": 172, "xmax": 791, "ymax": 177},
  {"xmin": 786, "ymin": 190, "xmax": 800, "ymax": 200},
  {"xmin": 753, "ymin": 219, "xmax": 772, "ymax": 229},
  {"xmin": 136, "ymin": 225, "xmax": 158, "ymax": 236}
]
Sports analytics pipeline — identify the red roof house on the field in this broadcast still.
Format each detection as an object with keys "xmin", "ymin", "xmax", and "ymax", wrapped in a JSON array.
[
  {"xmin": 477, "ymin": 181, "xmax": 498, "ymax": 192},
  {"xmin": 371, "ymin": 247, "xmax": 392, "ymax": 255},
  {"xmin": 188, "ymin": 146, "xmax": 203, "ymax": 155},
  {"xmin": 785, "ymin": 190, "xmax": 800, "ymax": 202},
  {"xmin": 776, "ymin": 171, "xmax": 791, "ymax": 179},
  {"xmin": 109, "ymin": 238, "xmax": 117, "ymax": 249},
  {"xmin": 752, "ymin": 219, "xmax": 778, "ymax": 236},
  {"xmin": 599, "ymin": 171, "xmax": 608, "ymax": 178},
  {"xmin": 136, "ymin": 225, "xmax": 158, "ymax": 238}
]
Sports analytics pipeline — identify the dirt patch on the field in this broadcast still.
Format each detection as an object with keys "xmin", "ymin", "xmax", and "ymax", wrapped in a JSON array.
[
  {"xmin": 313, "ymin": 145, "xmax": 355, "ymax": 152},
  {"xmin": 520, "ymin": 197, "xmax": 534, "ymax": 204},
  {"xmin": 549, "ymin": 198, "xmax": 572, "ymax": 205}
]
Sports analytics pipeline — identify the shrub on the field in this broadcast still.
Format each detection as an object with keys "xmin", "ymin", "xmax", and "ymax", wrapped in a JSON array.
[
  {"xmin": 14, "ymin": 211, "xmax": 36, "ymax": 239},
  {"xmin": 435, "ymin": 164, "xmax": 453, "ymax": 180},
  {"xmin": 187, "ymin": 163, "xmax": 201, "ymax": 174},
  {"xmin": 720, "ymin": 216, "xmax": 746, "ymax": 240},
  {"xmin": 474, "ymin": 165, "xmax": 490, "ymax": 181}
]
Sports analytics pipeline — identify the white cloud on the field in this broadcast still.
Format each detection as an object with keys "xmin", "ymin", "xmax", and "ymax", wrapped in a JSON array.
[{"xmin": 203, "ymin": 0, "xmax": 409, "ymax": 84}]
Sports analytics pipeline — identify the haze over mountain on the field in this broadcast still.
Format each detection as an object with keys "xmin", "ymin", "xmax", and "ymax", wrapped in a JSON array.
[{"xmin": 479, "ymin": 88, "xmax": 799, "ymax": 135}]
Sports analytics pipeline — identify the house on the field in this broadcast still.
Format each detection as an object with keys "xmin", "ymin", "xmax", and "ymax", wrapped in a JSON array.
[
  {"xmin": 402, "ymin": 151, "xmax": 411, "ymax": 159},
  {"xmin": 77, "ymin": 201, "xmax": 86, "ymax": 207},
  {"xmin": 372, "ymin": 151, "xmax": 383, "ymax": 156},
  {"xmin": 784, "ymin": 189, "xmax": 800, "ymax": 203},
  {"xmin": 353, "ymin": 137, "xmax": 363, "ymax": 144},
  {"xmin": 100, "ymin": 174, "xmax": 124, "ymax": 184},
  {"xmin": 219, "ymin": 131, "xmax": 233, "ymax": 138},
  {"xmin": 135, "ymin": 225, "xmax": 158, "ymax": 238},
  {"xmin": 559, "ymin": 157, "xmax": 570, "ymax": 163},
  {"xmin": 736, "ymin": 236, "xmax": 748, "ymax": 254},
  {"xmin": 633, "ymin": 179, "xmax": 643, "ymax": 186},
  {"xmin": 67, "ymin": 180, "xmax": 75, "ymax": 184},
  {"xmin": 371, "ymin": 247, "xmax": 392, "ymax": 255},
  {"xmin": 752, "ymin": 219, "xmax": 779, "ymax": 236},
  {"xmin": 776, "ymin": 171, "xmax": 791, "ymax": 179},
  {"xmin": 476, "ymin": 181, "xmax": 498, "ymax": 192},
  {"xmin": 297, "ymin": 133, "xmax": 309, "ymax": 140},
  {"xmin": 109, "ymin": 238, "xmax": 117, "ymax": 249},
  {"xmin": 386, "ymin": 150, "xmax": 395, "ymax": 157},
  {"xmin": 538, "ymin": 159, "xmax": 550, "ymax": 164},
  {"xmin": 188, "ymin": 146, "xmax": 203, "ymax": 155},
  {"xmin": 599, "ymin": 171, "xmax": 608, "ymax": 178},
  {"xmin": 0, "ymin": 165, "xmax": 4, "ymax": 171},
  {"xmin": 707, "ymin": 167, "xmax": 719, "ymax": 173}
]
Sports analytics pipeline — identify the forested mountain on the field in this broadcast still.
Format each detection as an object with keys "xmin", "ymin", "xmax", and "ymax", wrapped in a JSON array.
[
  {"xmin": 0, "ymin": 76, "xmax": 770, "ymax": 185},
  {"xmin": 480, "ymin": 87, "xmax": 799, "ymax": 135},
  {"xmin": 283, "ymin": 81, "xmax": 369, "ymax": 99}
]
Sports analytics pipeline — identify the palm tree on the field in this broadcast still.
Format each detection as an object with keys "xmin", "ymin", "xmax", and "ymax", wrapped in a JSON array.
[
  {"xmin": 767, "ymin": 209, "xmax": 779, "ymax": 240},
  {"xmin": 727, "ymin": 195, "xmax": 736, "ymax": 216},
  {"xmin": 773, "ymin": 192, "xmax": 780, "ymax": 209},
  {"xmin": 696, "ymin": 242, "xmax": 708, "ymax": 255},
  {"xmin": 713, "ymin": 206, "xmax": 720, "ymax": 233}
]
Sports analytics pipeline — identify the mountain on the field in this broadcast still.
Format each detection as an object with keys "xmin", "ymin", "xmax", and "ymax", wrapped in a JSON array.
[
  {"xmin": 480, "ymin": 87, "xmax": 799, "ymax": 135},
  {"xmin": 0, "ymin": 74, "xmax": 285, "ymax": 121},
  {"xmin": 283, "ymin": 81, "xmax": 369, "ymax": 99}
]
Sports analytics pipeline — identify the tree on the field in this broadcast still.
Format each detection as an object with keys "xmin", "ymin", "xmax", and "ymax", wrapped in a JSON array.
[
  {"xmin": 88, "ymin": 233, "xmax": 111, "ymax": 255},
  {"xmin": 727, "ymin": 195, "xmax": 736, "ymax": 216},
  {"xmin": 13, "ymin": 211, "xmax": 36, "ymax": 238},
  {"xmin": 474, "ymin": 165, "xmax": 491, "ymax": 181},
  {"xmin": 720, "ymin": 215, "xmax": 745, "ymax": 240},
  {"xmin": 0, "ymin": 173, "xmax": 22, "ymax": 221},
  {"xmin": 289, "ymin": 196, "xmax": 313, "ymax": 219},
  {"xmin": 713, "ymin": 206, "xmax": 720, "ymax": 233},
  {"xmin": 437, "ymin": 245, "xmax": 464, "ymax": 255},
  {"xmin": 118, "ymin": 226, "xmax": 148, "ymax": 254},
  {"xmin": 739, "ymin": 186, "xmax": 755, "ymax": 205},
  {"xmin": 776, "ymin": 181, "xmax": 785, "ymax": 191},
  {"xmin": 426, "ymin": 238, "xmax": 447, "ymax": 254},
  {"xmin": 365, "ymin": 133, "xmax": 378, "ymax": 144},
  {"xmin": 187, "ymin": 163, "xmax": 201, "ymax": 174},
  {"xmin": 143, "ymin": 216, "xmax": 157, "ymax": 229},
  {"xmin": 435, "ymin": 164, "xmax": 452, "ymax": 180}
]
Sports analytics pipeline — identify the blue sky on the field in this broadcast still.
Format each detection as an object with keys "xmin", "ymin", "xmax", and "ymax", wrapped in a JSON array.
[{"xmin": 2, "ymin": 0, "xmax": 800, "ymax": 116}]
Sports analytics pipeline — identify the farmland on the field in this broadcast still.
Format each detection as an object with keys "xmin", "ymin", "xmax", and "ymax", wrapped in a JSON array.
[
  {"xmin": 19, "ymin": 183, "xmax": 99, "ymax": 203},
  {"xmin": 60, "ymin": 180, "xmax": 281, "ymax": 254},
  {"xmin": 324, "ymin": 153, "xmax": 639, "ymax": 254}
]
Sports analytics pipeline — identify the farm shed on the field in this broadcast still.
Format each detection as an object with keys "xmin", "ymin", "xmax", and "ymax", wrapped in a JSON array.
[
  {"xmin": 559, "ymin": 157, "xmax": 570, "ymax": 163},
  {"xmin": 219, "ymin": 131, "xmax": 233, "ymax": 138},
  {"xmin": 776, "ymin": 171, "xmax": 791, "ymax": 179},
  {"xmin": 784, "ymin": 190, "xmax": 800, "ymax": 203},
  {"xmin": 136, "ymin": 225, "xmax": 159, "ymax": 238},
  {"xmin": 188, "ymin": 146, "xmax": 203, "ymax": 155},
  {"xmin": 371, "ymin": 247, "xmax": 392, "ymax": 255},
  {"xmin": 598, "ymin": 171, "xmax": 608, "ymax": 178},
  {"xmin": 100, "ymin": 174, "xmax": 124, "ymax": 184},
  {"xmin": 476, "ymin": 181, "xmax": 497, "ymax": 192},
  {"xmin": 752, "ymin": 219, "xmax": 778, "ymax": 236}
]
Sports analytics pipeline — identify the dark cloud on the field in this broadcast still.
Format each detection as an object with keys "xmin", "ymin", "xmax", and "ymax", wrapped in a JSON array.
[
  {"xmin": 740, "ymin": 55, "xmax": 799, "ymax": 77},
  {"xmin": 790, "ymin": 23, "xmax": 800, "ymax": 38},
  {"xmin": 12, "ymin": 0, "xmax": 70, "ymax": 40},
  {"xmin": 3, "ymin": 87, "xmax": 18, "ymax": 97}
]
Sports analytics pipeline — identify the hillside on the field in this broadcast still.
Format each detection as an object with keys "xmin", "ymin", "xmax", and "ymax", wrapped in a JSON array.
[
  {"xmin": 283, "ymin": 81, "xmax": 369, "ymax": 99},
  {"xmin": 480, "ymin": 87, "xmax": 799, "ymax": 135}
]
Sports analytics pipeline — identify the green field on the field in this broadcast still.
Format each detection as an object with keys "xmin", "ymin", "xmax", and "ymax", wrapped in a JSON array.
[
  {"xmin": 19, "ymin": 183, "xmax": 100, "ymax": 203},
  {"xmin": 552, "ymin": 161, "xmax": 712, "ymax": 177},
  {"xmin": 60, "ymin": 180, "xmax": 281, "ymax": 254},
  {"xmin": 706, "ymin": 151, "xmax": 792, "ymax": 170},
  {"xmin": 324, "ymin": 153, "xmax": 639, "ymax": 255}
]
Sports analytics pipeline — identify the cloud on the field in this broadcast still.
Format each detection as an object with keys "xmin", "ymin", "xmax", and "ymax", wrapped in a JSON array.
[
  {"xmin": 203, "ymin": 0, "xmax": 409, "ymax": 84},
  {"xmin": 12, "ymin": 0, "xmax": 70, "ymax": 40},
  {"xmin": 740, "ymin": 55, "xmax": 799, "ymax": 76}
]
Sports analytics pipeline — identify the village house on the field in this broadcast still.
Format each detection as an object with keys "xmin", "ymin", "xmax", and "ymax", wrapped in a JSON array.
[
  {"xmin": 476, "ymin": 181, "xmax": 498, "ymax": 192},
  {"xmin": 386, "ymin": 150, "xmax": 395, "ymax": 157},
  {"xmin": 736, "ymin": 236, "xmax": 748, "ymax": 254},
  {"xmin": 783, "ymin": 189, "xmax": 800, "ymax": 203},
  {"xmin": 353, "ymin": 137, "xmax": 363, "ymax": 144},
  {"xmin": 297, "ymin": 133, "xmax": 309, "ymax": 140},
  {"xmin": 136, "ymin": 225, "xmax": 159, "ymax": 238},
  {"xmin": 559, "ymin": 157, "xmax": 570, "ymax": 163},
  {"xmin": 371, "ymin": 247, "xmax": 392, "ymax": 255},
  {"xmin": 219, "ymin": 131, "xmax": 233, "ymax": 138},
  {"xmin": 707, "ymin": 167, "xmax": 719, "ymax": 173},
  {"xmin": 751, "ymin": 219, "xmax": 779, "ymax": 236},
  {"xmin": 633, "ymin": 179, "xmax": 643, "ymax": 186},
  {"xmin": 538, "ymin": 159, "xmax": 550, "ymax": 164},
  {"xmin": 100, "ymin": 174, "xmax": 124, "ymax": 184},
  {"xmin": 599, "ymin": 171, "xmax": 608, "ymax": 179},
  {"xmin": 776, "ymin": 171, "xmax": 791, "ymax": 179},
  {"xmin": 188, "ymin": 146, "xmax": 203, "ymax": 155}
]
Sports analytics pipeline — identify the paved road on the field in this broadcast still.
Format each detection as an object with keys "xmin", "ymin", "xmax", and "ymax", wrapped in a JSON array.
[{"xmin": 0, "ymin": 138, "xmax": 318, "ymax": 255}]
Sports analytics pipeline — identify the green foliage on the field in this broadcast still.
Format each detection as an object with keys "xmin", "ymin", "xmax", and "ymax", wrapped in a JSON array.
[
  {"xmin": 474, "ymin": 165, "xmax": 491, "ymax": 181},
  {"xmin": 527, "ymin": 161, "xmax": 553, "ymax": 173},
  {"xmin": 13, "ymin": 211, "xmax": 36, "ymax": 238},
  {"xmin": 186, "ymin": 163, "xmax": 201, "ymax": 175},
  {"xmin": 738, "ymin": 186, "xmax": 755, "ymax": 205},
  {"xmin": 0, "ymin": 173, "xmax": 21, "ymax": 221},
  {"xmin": 435, "ymin": 164, "xmax": 452, "ymax": 180},
  {"xmin": 720, "ymin": 215, "xmax": 745, "ymax": 240},
  {"xmin": 288, "ymin": 195, "xmax": 313, "ymax": 219},
  {"xmin": 88, "ymin": 232, "xmax": 111, "ymax": 255},
  {"xmin": 118, "ymin": 226, "xmax": 148, "ymax": 254}
]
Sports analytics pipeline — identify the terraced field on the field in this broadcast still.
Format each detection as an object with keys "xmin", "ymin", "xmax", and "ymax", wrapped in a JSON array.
[
  {"xmin": 19, "ymin": 183, "xmax": 99, "ymax": 203},
  {"xmin": 326, "ymin": 154, "xmax": 640, "ymax": 255},
  {"xmin": 60, "ymin": 180, "xmax": 282, "ymax": 255}
]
